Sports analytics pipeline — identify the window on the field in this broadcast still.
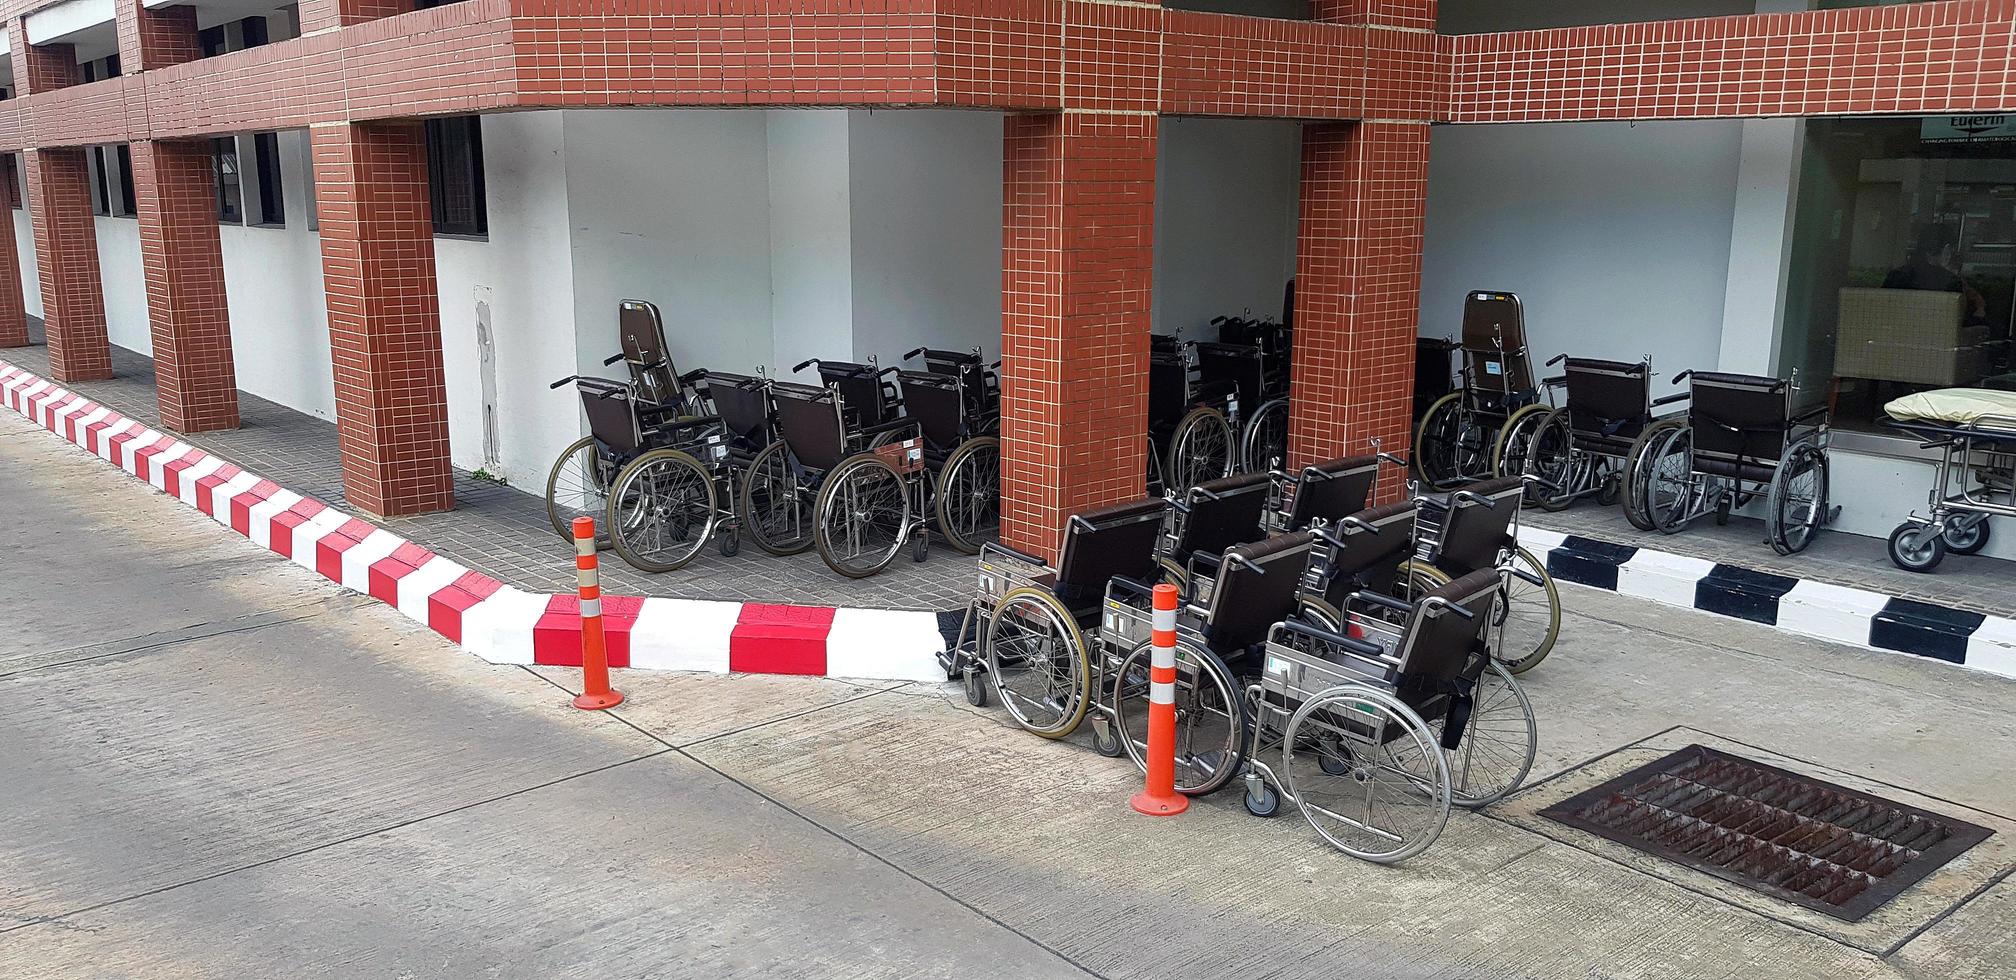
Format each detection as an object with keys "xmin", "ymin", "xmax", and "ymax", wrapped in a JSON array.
[
  {"xmin": 425, "ymin": 116, "xmax": 487, "ymax": 237},
  {"xmin": 4, "ymin": 156, "xmax": 19, "ymax": 210},
  {"xmin": 239, "ymin": 16, "xmax": 269, "ymax": 48},
  {"xmin": 85, "ymin": 145, "xmax": 135, "ymax": 218},
  {"xmin": 89, "ymin": 149, "xmax": 111, "ymax": 216},
  {"xmin": 200, "ymin": 26, "xmax": 227, "ymax": 58},
  {"xmin": 1782, "ymin": 116, "xmax": 2016, "ymax": 433},
  {"xmin": 213, "ymin": 137, "xmax": 242, "ymax": 223},
  {"xmin": 252, "ymin": 132, "xmax": 284, "ymax": 226},
  {"xmin": 80, "ymin": 55, "xmax": 121, "ymax": 82},
  {"xmin": 116, "ymin": 145, "xmax": 136, "ymax": 216}
]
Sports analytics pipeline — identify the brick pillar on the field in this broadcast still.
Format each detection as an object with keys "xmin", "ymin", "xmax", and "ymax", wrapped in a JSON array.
[
  {"xmin": 1288, "ymin": 122, "xmax": 1431, "ymax": 492},
  {"xmin": 0, "ymin": 156, "xmax": 28, "ymax": 348},
  {"xmin": 23, "ymin": 148, "xmax": 112, "ymax": 382},
  {"xmin": 115, "ymin": 0, "xmax": 202, "ymax": 73},
  {"xmin": 132, "ymin": 140, "xmax": 238, "ymax": 432},
  {"xmin": 999, "ymin": 112, "xmax": 1156, "ymax": 560},
  {"xmin": 310, "ymin": 122, "xmax": 453, "ymax": 517},
  {"xmin": 1311, "ymin": 1, "xmax": 1438, "ymax": 29},
  {"xmin": 298, "ymin": 0, "xmax": 413, "ymax": 34},
  {"xmin": 7, "ymin": 21, "xmax": 80, "ymax": 95}
]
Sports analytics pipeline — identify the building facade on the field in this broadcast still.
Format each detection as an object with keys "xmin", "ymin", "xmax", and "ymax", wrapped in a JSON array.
[{"xmin": 0, "ymin": 0, "xmax": 2009, "ymax": 558}]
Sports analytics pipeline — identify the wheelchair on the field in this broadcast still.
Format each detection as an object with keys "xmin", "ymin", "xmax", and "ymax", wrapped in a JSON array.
[
  {"xmin": 543, "ymin": 300, "xmax": 715, "ymax": 547},
  {"xmin": 742, "ymin": 365, "xmax": 931, "ymax": 578},
  {"xmin": 599, "ymin": 370, "xmax": 783, "ymax": 572},
  {"xmin": 1240, "ymin": 567, "xmax": 1538, "ymax": 863},
  {"xmin": 1155, "ymin": 471, "xmax": 1274, "ymax": 590},
  {"xmin": 1147, "ymin": 335, "xmax": 1237, "ymax": 494},
  {"xmin": 895, "ymin": 347, "xmax": 1002, "ymax": 555},
  {"xmin": 1625, "ymin": 370, "xmax": 1836, "ymax": 555},
  {"xmin": 1196, "ymin": 323, "xmax": 1292, "ymax": 473},
  {"xmin": 1415, "ymin": 292, "xmax": 1540, "ymax": 490},
  {"xmin": 1497, "ymin": 356, "xmax": 1689, "ymax": 515}
]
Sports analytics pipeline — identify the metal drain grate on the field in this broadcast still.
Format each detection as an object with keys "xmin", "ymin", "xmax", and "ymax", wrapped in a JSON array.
[{"xmin": 1540, "ymin": 745, "xmax": 1991, "ymax": 921}]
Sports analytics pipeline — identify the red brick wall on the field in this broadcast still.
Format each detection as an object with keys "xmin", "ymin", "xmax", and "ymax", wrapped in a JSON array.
[
  {"xmin": 132, "ymin": 140, "xmax": 239, "ymax": 432},
  {"xmin": 117, "ymin": 0, "xmax": 204, "ymax": 73},
  {"xmin": 300, "ymin": 0, "xmax": 416, "ymax": 34},
  {"xmin": 311, "ymin": 122, "xmax": 455, "ymax": 517},
  {"xmin": 999, "ymin": 112, "xmax": 1157, "ymax": 560},
  {"xmin": 8, "ymin": 21, "xmax": 81, "ymax": 96},
  {"xmin": 1289, "ymin": 121, "xmax": 1431, "ymax": 504},
  {"xmin": 22, "ymin": 147, "xmax": 112, "ymax": 383}
]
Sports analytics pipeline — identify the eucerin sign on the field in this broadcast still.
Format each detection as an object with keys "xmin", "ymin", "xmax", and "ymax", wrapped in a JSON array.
[{"xmin": 1922, "ymin": 115, "xmax": 2016, "ymax": 143}]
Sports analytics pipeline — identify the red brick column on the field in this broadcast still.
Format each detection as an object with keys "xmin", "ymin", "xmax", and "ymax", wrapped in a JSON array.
[
  {"xmin": 115, "ymin": 0, "xmax": 202, "ymax": 73},
  {"xmin": 23, "ymin": 147, "xmax": 112, "ymax": 382},
  {"xmin": 132, "ymin": 140, "xmax": 238, "ymax": 432},
  {"xmin": 1287, "ymin": 121, "xmax": 1431, "ymax": 493},
  {"xmin": 298, "ymin": 0, "xmax": 413, "ymax": 34},
  {"xmin": 999, "ymin": 112, "xmax": 1156, "ymax": 560},
  {"xmin": 7, "ymin": 20, "xmax": 80, "ymax": 96},
  {"xmin": 0, "ymin": 156, "xmax": 27, "ymax": 348},
  {"xmin": 1310, "ymin": 1, "xmax": 1438, "ymax": 30},
  {"xmin": 310, "ymin": 122, "xmax": 454, "ymax": 517}
]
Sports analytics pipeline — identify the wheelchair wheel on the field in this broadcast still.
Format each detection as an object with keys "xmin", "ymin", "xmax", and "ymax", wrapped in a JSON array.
[
  {"xmin": 1392, "ymin": 560, "xmax": 1454, "ymax": 603},
  {"xmin": 545, "ymin": 436, "xmax": 617, "ymax": 546},
  {"xmin": 1494, "ymin": 547, "xmax": 1559, "ymax": 675},
  {"xmin": 1113, "ymin": 640, "xmax": 1247, "ymax": 797},
  {"xmin": 1283, "ymin": 686, "xmax": 1450, "ymax": 863},
  {"xmin": 1415, "ymin": 393, "xmax": 1468, "ymax": 488},
  {"xmin": 1887, "ymin": 521, "xmax": 1946, "ymax": 573},
  {"xmin": 1520, "ymin": 408, "xmax": 1578, "ymax": 511},
  {"xmin": 934, "ymin": 436, "xmax": 1001, "ymax": 555},
  {"xmin": 1622, "ymin": 416, "xmax": 1687, "ymax": 531},
  {"xmin": 985, "ymin": 587, "xmax": 1093, "ymax": 739},
  {"xmin": 607, "ymin": 449, "xmax": 720, "ymax": 573},
  {"xmin": 739, "ymin": 441, "xmax": 815, "ymax": 555},
  {"xmin": 1766, "ymin": 441, "xmax": 1830, "ymax": 556},
  {"xmin": 1491, "ymin": 404, "xmax": 1551, "ymax": 483},
  {"xmin": 1640, "ymin": 425, "xmax": 1696, "ymax": 534},
  {"xmin": 1428, "ymin": 658, "xmax": 1536, "ymax": 809},
  {"xmin": 813, "ymin": 454, "xmax": 913, "ymax": 578},
  {"xmin": 1165, "ymin": 406, "xmax": 1234, "ymax": 492},
  {"xmin": 1243, "ymin": 779, "xmax": 1281, "ymax": 818},
  {"xmin": 1240, "ymin": 398, "xmax": 1290, "ymax": 473}
]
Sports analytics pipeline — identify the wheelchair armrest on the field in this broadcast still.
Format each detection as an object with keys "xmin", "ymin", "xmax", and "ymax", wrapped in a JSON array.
[
  {"xmin": 1542, "ymin": 375, "xmax": 1567, "ymax": 387},
  {"xmin": 1652, "ymin": 392, "xmax": 1689, "ymax": 407},
  {"xmin": 1347, "ymin": 589, "xmax": 1414, "ymax": 615},
  {"xmin": 1279, "ymin": 619, "xmax": 1386, "ymax": 660},
  {"xmin": 655, "ymin": 414, "xmax": 723, "ymax": 436},
  {"xmin": 679, "ymin": 368, "xmax": 709, "ymax": 385},
  {"xmin": 1107, "ymin": 575, "xmax": 1156, "ymax": 602},
  {"xmin": 981, "ymin": 541, "xmax": 1051, "ymax": 570}
]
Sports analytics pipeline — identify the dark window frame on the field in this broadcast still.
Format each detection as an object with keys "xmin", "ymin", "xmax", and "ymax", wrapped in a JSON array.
[
  {"xmin": 252, "ymin": 132, "xmax": 284, "ymax": 227},
  {"xmin": 424, "ymin": 116, "xmax": 488, "ymax": 238},
  {"xmin": 213, "ymin": 137, "xmax": 242, "ymax": 224}
]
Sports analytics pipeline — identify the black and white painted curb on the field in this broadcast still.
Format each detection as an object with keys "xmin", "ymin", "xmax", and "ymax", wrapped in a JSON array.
[{"xmin": 1517, "ymin": 526, "xmax": 2016, "ymax": 681}]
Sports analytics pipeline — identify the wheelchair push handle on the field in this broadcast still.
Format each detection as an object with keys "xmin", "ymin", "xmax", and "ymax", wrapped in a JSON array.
[
  {"xmin": 1452, "ymin": 489, "xmax": 1499, "ymax": 509},
  {"xmin": 679, "ymin": 368, "xmax": 709, "ymax": 385},
  {"xmin": 1376, "ymin": 452, "xmax": 1410, "ymax": 470},
  {"xmin": 549, "ymin": 375, "xmax": 580, "ymax": 390},
  {"xmin": 1280, "ymin": 619, "xmax": 1385, "ymax": 659},
  {"xmin": 793, "ymin": 358, "xmax": 820, "ymax": 374},
  {"xmin": 1671, "ymin": 370, "xmax": 1694, "ymax": 385},
  {"xmin": 602, "ymin": 353, "xmax": 625, "ymax": 367},
  {"xmin": 1350, "ymin": 590, "xmax": 1414, "ymax": 615},
  {"xmin": 1546, "ymin": 353, "xmax": 1568, "ymax": 366},
  {"xmin": 1423, "ymin": 596, "xmax": 1476, "ymax": 621},
  {"xmin": 1226, "ymin": 553, "xmax": 1267, "ymax": 576},
  {"xmin": 904, "ymin": 346, "xmax": 928, "ymax": 361}
]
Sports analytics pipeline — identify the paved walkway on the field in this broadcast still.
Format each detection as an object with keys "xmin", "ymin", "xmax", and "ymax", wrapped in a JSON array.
[{"xmin": 0, "ymin": 338, "xmax": 970, "ymax": 613}]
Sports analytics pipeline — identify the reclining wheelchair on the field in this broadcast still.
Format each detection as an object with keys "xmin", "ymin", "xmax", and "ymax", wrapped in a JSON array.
[
  {"xmin": 1625, "ymin": 370, "xmax": 1836, "ymax": 555},
  {"xmin": 1497, "ymin": 356, "xmax": 1689, "ymax": 516},
  {"xmin": 895, "ymin": 347, "xmax": 1002, "ymax": 555},
  {"xmin": 1415, "ymin": 292, "xmax": 1540, "ymax": 489}
]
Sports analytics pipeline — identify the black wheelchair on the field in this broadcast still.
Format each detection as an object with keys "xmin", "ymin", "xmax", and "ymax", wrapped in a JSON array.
[
  {"xmin": 1196, "ymin": 324, "xmax": 1291, "ymax": 474},
  {"xmin": 895, "ymin": 347, "xmax": 1002, "ymax": 555},
  {"xmin": 1147, "ymin": 334, "xmax": 1238, "ymax": 493},
  {"xmin": 1241, "ymin": 566, "xmax": 1537, "ymax": 862},
  {"xmin": 1625, "ymin": 370, "xmax": 1836, "ymax": 555},
  {"xmin": 1415, "ymin": 291, "xmax": 1540, "ymax": 489},
  {"xmin": 1498, "ymin": 356, "xmax": 1689, "ymax": 516}
]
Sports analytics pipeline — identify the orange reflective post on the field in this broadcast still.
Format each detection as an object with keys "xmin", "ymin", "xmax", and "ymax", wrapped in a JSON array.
[
  {"xmin": 571, "ymin": 516, "xmax": 624, "ymax": 710},
  {"xmin": 1130, "ymin": 583, "xmax": 1189, "ymax": 816}
]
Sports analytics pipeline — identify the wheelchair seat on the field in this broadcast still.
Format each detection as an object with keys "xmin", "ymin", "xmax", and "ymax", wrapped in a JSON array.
[
  {"xmin": 1282, "ymin": 455, "xmax": 1379, "ymax": 530},
  {"xmin": 1169, "ymin": 471, "xmax": 1272, "ymax": 567},
  {"xmin": 1197, "ymin": 531, "xmax": 1317, "ymax": 661},
  {"xmin": 1050, "ymin": 497, "xmax": 1169, "ymax": 620},
  {"xmin": 1427, "ymin": 477, "xmax": 1524, "ymax": 577},
  {"xmin": 1318, "ymin": 501, "xmax": 1417, "ymax": 606}
]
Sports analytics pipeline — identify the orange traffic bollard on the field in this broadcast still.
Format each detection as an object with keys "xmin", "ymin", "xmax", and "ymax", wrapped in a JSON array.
[
  {"xmin": 571, "ymin": 516, "xmax": 624, "ymax": 711},
  {"xmin": 1130, "ymin": 583, "xmax": 1189, "ymax": 816}
]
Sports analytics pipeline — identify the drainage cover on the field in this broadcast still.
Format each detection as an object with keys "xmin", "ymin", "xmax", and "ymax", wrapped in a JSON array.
[{"xmin": 1540, "ymin": 745, "xmax": 1991, "ymax": 921}]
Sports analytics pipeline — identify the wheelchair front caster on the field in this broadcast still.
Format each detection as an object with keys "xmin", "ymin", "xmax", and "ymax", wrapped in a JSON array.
[
  {"xmin": 718, "ymin": 529, "xmax": 741, "ymax": 557},
  {"xmin": 962, "ymin": 667, "xmax": 988, "ymax": 707},
  {"xmin": 1090, "ymin": 717, "xmax": 1125, "ymax": 758},
  {"xmin": 1596, "ymin": 473, "xmax": 1620, "ymax": 507},
  {"xmin": 1243, "ymin": 779, "xmax": 1280, "ymax": 818},
  {"xmin": 911, "ymin": 529, "xmax": 929, "ymax": 563}
]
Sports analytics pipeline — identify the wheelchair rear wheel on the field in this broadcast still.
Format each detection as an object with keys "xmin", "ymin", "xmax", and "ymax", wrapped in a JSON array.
[
  {"xmin": 985, "ymin": 588, "xmax": 1093, "ymax": 739},
  {"xmin": 1622, "ymin": 416, "xmax": 1687, "ymax": 531},
  {"xmin": 1416, "ymin": 394, "xmax": 1493, "ymax": 489},
  {"xmin": 1494, "ymin": 546, "xmax": 1559, "ymax": 674},
  {"xmin": 1113, "ymin": 640, "xmax": 1247, "ymax": 797},
  {"xmin": 607, "ymin": 449, "xmax": 720, "ymax": 573},
  {"xmin": 1491, "ymin": 403, "xmax": 1551, "ymax": 483},
  {"xmin": 1283, "ymin": 686, "xmax": 1450, "ymax": 863},
  {"xmin": 545, "ymin": 436, "xmax": 616, "ymax": 546},
  {"xmin": 1240, "ymin": 398, "xmax": 1290, "ymax": 473},
  {"xmin": 1640, "ymin": 425, "xmax": 1697, "ymax": 533},
  {"xmin": 1428, "ymin": 658, "xmax": 1536, "ymax": 808},
  {"xmin": 935, "ymin": 436, "xmax": 1001, "ymax": 555},
  {"xmin": 1520, "ymin": 408, "xmax": 1579, "ymax": 511},
  {"xmin": 813, "ymin": 453, "xmax": 913, "ymax": 578},
  {"xmin": 1767, "ymin": 441, "xmax": 1829, "ymax": 556},
  {"xmin": 738, "ymin": 441, "xmax": 814, "ymax": 555},
  {"xmin": 1165, "ymin": 406, "xmax": 1234, "ymax": 492}
]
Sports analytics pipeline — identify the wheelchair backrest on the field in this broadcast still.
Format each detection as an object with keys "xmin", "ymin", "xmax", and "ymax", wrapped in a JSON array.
[
  {"xmin": 1148, "ymin": 347, "xmax": 1189, "ymax": 426},
  {"xmin": 1193, "ymin": 342, "xmax": 1266, "ymax": 411},
  {"xmin": 618, "ymin": 300, "xmax": 683, "ymax": 410},
  {"xmin": 579, "ymin": 381, "xmax": 642, "ymax": 456},
  {"xmin": 1284, "ymin": 455, "xmax": 1378, "ymax": 530},
  {"xmin": 1563, "ymin": 358, "xmax": 1652, "ymax": 437},
  {"xmin": 1203, "ymin": 531, "xmax": 1316, "ymax": 654},
  {"xmin": 1431, "ymin": 477, "xmax": 1523, "ymax": 576},
  {"xmin": 918, "ymin": 348, "xmax": 992, "ymax": 411},
  {"xmin": 1319, "ymin": 501, "xmax": 1415, "ymax": 604},
  {"xmin": 1460, "ymin": 291, "xmax": 1534, "ymax": 399},
  {"xmin": 811, "ymin": 360, "xmax": 897, "ymax": 430},
  {"xmin": 705, "ymin": 372, "xmax": 771, "ymax": 452},
  {"xmin": 1170, "ymin": 471, "xmax": 1272, "ymax": 564},
  {"xmin": 770, "ymin": 381, "xmax": 849, "ymax": 473},
  {"xmin": 1055, "ymin": 497, "xmax": 1170, "ymax": 600},
  {"xmin": 1689, "ymin": 371, "xmax": 1792, "ymax": 464},
  {"xmin": 1392, "ymin": 568, "xmax": 1500, "ymax": 701},
  {"xmin": 896, "ymin": 371, "xmax": 965, "ymax": 452}
]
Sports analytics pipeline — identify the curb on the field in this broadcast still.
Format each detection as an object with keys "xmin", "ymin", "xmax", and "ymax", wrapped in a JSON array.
[
  {"xmin": 0, "ymin": 361, "xmax": 948, "ymax": 684},
  {"xmin": 1517, "ymin": 524, "xmax": 2016, "ymax": 682}
]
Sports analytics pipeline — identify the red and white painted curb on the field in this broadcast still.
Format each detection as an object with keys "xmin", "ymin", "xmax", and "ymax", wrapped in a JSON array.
[{"xmin": 0, "ymin": 361, "xmax": 949, "ymax": 684}]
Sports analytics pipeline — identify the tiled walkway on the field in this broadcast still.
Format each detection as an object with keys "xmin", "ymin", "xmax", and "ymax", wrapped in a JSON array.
[{"xmin": 1, "ymin": 337, "xmax": 972, "ymax": 613}]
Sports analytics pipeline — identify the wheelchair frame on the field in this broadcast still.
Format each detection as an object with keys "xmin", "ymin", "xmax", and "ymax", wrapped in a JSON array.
[
  {"xmin": 896, "ymin": 347, "xmax": 1003, "ymax": 556},
  {"xmin": 1415, "ymin": 291, "xmax": 1540, "ymax": 490},
  {"xmin": 1497, "ymin": 355, "xmax": 1689, "ymax": 515}
]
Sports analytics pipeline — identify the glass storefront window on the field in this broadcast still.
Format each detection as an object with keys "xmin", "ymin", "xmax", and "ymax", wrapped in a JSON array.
[{"xmin": 1782, "ymin": 116, "xmax": 2016, "ymax": 434}]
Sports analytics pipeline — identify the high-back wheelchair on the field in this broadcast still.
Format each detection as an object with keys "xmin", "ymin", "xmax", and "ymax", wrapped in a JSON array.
[
  {"xmin": 1626, "ymin": 370, "xmax": 1836, "ymax": 555},
  {"xmin": 1416, "ymin": 292, "xmax": 1539, "ymax": 489},
  {"xmin": 1497, "ymin": 356, "xmax": 1688, "ymax": 516}
]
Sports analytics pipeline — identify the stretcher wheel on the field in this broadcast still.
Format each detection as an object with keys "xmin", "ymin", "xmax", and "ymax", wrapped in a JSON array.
[
  {"xmin": 1945, "ymin": 516, "xmax": 1992, "ymax": 556},
  {"xmin": 1243, "ymin": 781, "xmax": 1281, "ymax": 818},
  {"xmin": 1888, "ymin": 522, "xmax": 1946, "ymax": 573},
  {"xmin": 1113, "ymin": 639, "xmax": 1246, "ymax": 796}
]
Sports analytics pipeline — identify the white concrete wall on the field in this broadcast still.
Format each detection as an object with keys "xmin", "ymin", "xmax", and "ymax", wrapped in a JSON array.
[
  {"xmin": 12, "ymin": 208, "xmax": 38, "ymax": 320},
  {"xmin": 218, "ymin": 131, "xmax": 334, "ymax": 423},
  {"xmin": 767, "ymin": 111, "xmax": 855, "ymax": 368},
  {"xmin": 1154, "ymin": 117, "xmax": 1300, "ymax": 339},
  {"xmin": 93, "ymin": 217, "xmax": 149, "ymax": 356}
]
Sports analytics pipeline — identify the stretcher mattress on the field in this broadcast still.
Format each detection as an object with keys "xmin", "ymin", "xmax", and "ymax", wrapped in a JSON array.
[{"xmin": 1884, "ymin": 388, "xmax": 2016, "ymax": 427}]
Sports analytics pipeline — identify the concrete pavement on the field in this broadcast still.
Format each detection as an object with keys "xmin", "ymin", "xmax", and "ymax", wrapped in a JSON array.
[{"xmin": 3, "ymin": 403, "xmax": 2016, "ymax": 978}]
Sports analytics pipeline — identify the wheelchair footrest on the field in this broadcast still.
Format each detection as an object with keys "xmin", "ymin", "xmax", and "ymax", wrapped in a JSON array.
[
  {"xmin": 1692, "ymin": 564, "xmax": 1799, "ymax": 626},
  {"xmin": 1544, "ymin": 535, "xmax": 1638, "ymax": 591},
  {"xmin": 1870, "ymin": 597, "xmax": 1986, "ymax": 665}
]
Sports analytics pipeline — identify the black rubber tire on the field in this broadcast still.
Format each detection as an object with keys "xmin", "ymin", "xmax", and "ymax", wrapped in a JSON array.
[
  {"xmin": 718, "ymin": 528, "xmax": 740, "ymax": 557},
  {"xmin": 1091, "ymin": 722, "xmax": 1125, "ymax": 758},
  {"xmin": 1164, "ymin": 406, "xmax": 1234, "ymax": 492},
  {"xmin": 1945, "ymin": 517, "xmax": 1992, "ymax": 556},
  {"xmin": 963, "ymin": 668, "xmax": 988, "ymax": 708},
  {"xmin": 737, "ymin": 440, "xmax": 815, "ymax": 556},
  {"xmin": 1622, "ymin": 416, "xmax": 1687, "ymax": 531},
  {"xmin": 545, "ymin": 435, "xmax": 614, "ymax": 547},
  {"xmin": 606, "ymin": 449, "xmax": 719, "ymax": 574},
  {"xmin": 1524, "ymin": 408, "xmax": 1578, "ymax": 512},
  {"xmin": 813, "ymin": 454, "xmax": 912, "ymax": 579},
  {"xmin": 1888, "ymin": 522, "xmax": 1947, "ymax": 573}
]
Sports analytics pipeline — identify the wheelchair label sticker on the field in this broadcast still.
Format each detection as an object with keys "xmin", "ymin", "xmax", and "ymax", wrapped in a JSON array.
[
  {"xmin": 1484, "ymin": 360, "xmax": 1503, "ymax": 376},
  {"xmin": 1265, "ymin": 656, "xmax": 1287, "ymax": 676}
]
